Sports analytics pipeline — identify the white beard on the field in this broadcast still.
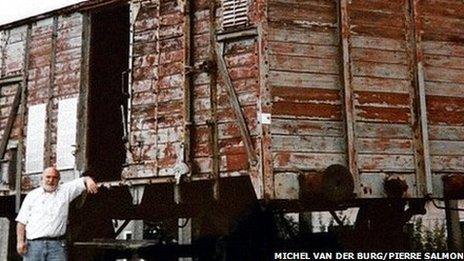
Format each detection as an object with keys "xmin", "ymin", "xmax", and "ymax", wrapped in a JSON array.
[{"xmin": 43, "ymin": 184, "xmax": 57, "ymax": 192}]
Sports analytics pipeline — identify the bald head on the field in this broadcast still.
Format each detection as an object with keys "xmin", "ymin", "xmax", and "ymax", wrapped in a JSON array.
[{"xmin": 42, "ymin": 167, "xmax": 60, "ymax": 192}]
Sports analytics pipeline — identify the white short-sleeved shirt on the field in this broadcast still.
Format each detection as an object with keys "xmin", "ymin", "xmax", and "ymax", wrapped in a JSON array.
[{"xmin": 16, "ymin": 177, "xmax": 87, "ymax": 240}]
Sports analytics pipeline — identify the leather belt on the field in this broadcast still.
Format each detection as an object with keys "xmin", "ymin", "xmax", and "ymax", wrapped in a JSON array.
[{"xmin": 29, "ymin": 236, "xmax": 66, "ymax": 241}]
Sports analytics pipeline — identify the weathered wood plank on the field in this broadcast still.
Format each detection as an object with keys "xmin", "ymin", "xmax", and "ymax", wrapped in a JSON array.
[
  {"xmin": 420, "ymin": 0, "xmax": 464, "ymax": 20},
  {"xmin": 272, "ymin": 87, "xmax": 340, "ymax": 104},
  {"xmin": 350, "ymin": 8, "xmax": 404, "ymax": 28},
  {"xmin": 352, "ymin": 76, "xmax": 410, "ymax": 93},
  {"xmin": 351, "ymin": 48, "xmax": 407, "ymax": 64},
  {"xmin": 427, "ymin": 94, "xmax": 464, "ymax": 108},
  {"xmin": 423, "ymin": 14, "xmax": 464, "ymax": 36},
  {"xmin": 220, "ymin": 153, "xmax": 249, "ymax": 172},
  {"xmin": 429, "ymin": 125, "xmax": 464, "ymax": 141},
  {"xmin": 269, "ymin": 0, "xmax": 336, "ymax": 25},
  {"xmin": 355, "ymin": 106, "xmax": 411, "ymax": 123},
  {"xmin": 352, "ymin": 61, "xmax": 409, "ymax": 79},
  {"xmin": 349, "ymin": 0, "xmax": 404, "ymax": 14},
  {"xmin": 271, "ymin": 119, "xmax": 344, "ymax": 137},
  {"xmin": 218, "ymin": 90, "xmax": 257, "ymax": 108},
  {"xmin": 358, "ymin": 154, "xmax": 415, "ymax": 172},
  {"xmin": 427, "ymin": 112, "xmax": 464, "ymax": 125},
  {"xmin": 431, "ymin": 156, "xmax": 464, "ymax": 172},
  {"xmin": 217, "ymin": 121, "xmax": 258, "ymax": 139},
  {"xmin": 430, "ymin": 140, "xmax": 464, "ymax": 156},
  {"xmin": 273, "ymin": 152, "xmax": 346, "ymax": 171},
  {"xmin": 351, "ymin": 35, "xmax": 404, "ymax": 51},
  {"xmin": 355, "ymin": 91, "xmax": 410, "ymax": 108},
  {"xmin": 268, "ymin": 41, "xmax": 338, "ymax": 59},
  {"xmin": 224, "ymin": 52, "xmax": 256, "ymax": 68},
  {"xmin": 273, "ymin": 135, "xmax": 345, "ymax": 153},
  {"xmin": 269, "ymin": 71, "xmax": 341, "ymax": 90},
  {"xmin": 357, "ymin": 138, "xmax": 413, "ymax": 155},
  {"xmin": 425, "ymin": 54, "xmax": 464, "ymax": 70},
  {"xmin": 355, "ymin": 122, "xmax": 413, "ymax": 139},
  {"xmin": 273, "ymin": 101, "xmax": 342, "ymax": 120},
  {"xmin": 352, "ymin": 24, "xmax": 406, "ymax": 41},
  {"xmin": 422, "ymin": 32, "xmax": 464, "ymax": 43},
  {"xmin": 269, "ymin": 54, "xmax": 339, "ymax": 74},
  {"xmin": 3, "ymin": 41, "xmax": 25, "ymax": 76},
  {"xmin": 425, "ymin": 81, "xmax": 464, "ymax": 97},
  {"xmin": 425, "ymin": 67, "xmax": 464, "ymax": 84},
  {"xmin": 422, "ymin": 40, "xmax": 464, "ymax": 57},
  {"xmin": 268, "ymin": 26, "xmax": 338, "ymax": 45}
]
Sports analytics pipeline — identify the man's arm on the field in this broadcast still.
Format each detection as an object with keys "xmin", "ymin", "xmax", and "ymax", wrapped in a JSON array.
[
  {"xmin": 16, "ymin": 222, "xmax": 27, "ymax": 256},
  {"xmin": 64, "ymin": 176, "xmax": 99, "ymax": 200},
  {"xmin": 84, "ymin": 176, "xmax": 98, "ymax": 194}
]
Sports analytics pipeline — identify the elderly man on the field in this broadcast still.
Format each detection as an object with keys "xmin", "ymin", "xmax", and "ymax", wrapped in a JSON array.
[{"xmin": 16, "ymin": 167, "xmax": 98, "ymax": 260}]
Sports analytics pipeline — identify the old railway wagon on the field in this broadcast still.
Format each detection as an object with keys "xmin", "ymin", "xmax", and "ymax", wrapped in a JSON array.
[{"xmin": 1, "ymin": 0, "xmax": 464, "ymax": 255}]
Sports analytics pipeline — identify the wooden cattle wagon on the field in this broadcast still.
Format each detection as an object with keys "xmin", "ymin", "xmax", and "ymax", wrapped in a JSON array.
[{"xmin": 1, "ymin": 0, "xmax": 464, "ymax": 256}]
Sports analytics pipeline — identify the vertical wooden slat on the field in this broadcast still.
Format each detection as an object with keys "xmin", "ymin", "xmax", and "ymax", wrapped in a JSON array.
[
  {"xmin": 44, "ymin": 17, "xmax": 58, "ymax": 167},
  {"xmin": 182, "ymin": 0, "xmax": 193, "ymax": 169},
  {"xmin": 77, "ymin": 13, "xmax": 90, "ymax": 174},
  {"xmin": 258, "ymin": 0, "xmax": 272, "ymax": 200},
  {"xmin": 413, "ymin": 0, "xmax": 433, "ymax": 195},
  {"xmin": 408, "ymin": 0, "xmax": 433, "ymax": 195},
  {"xmin": 15, "ymin": 24, "xmax": 31, "ymax": 212},
  {"xmin": 209, "ymin": 0, "xmax": 220, "ymax": 200},
  {"xmin": 0, "ymin": 31, "xmax": 8, "ymax": 78},
  {"xmin": 126, "ymin": 2, "xmax": 140, "ymax": 163},
  {"xmin": 338, "ymin": 0, "xmax": 359, "ymax": 194},
  {"xmin": 154, "ymin": 0, "xmax": 161, "ymax": 176}
]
